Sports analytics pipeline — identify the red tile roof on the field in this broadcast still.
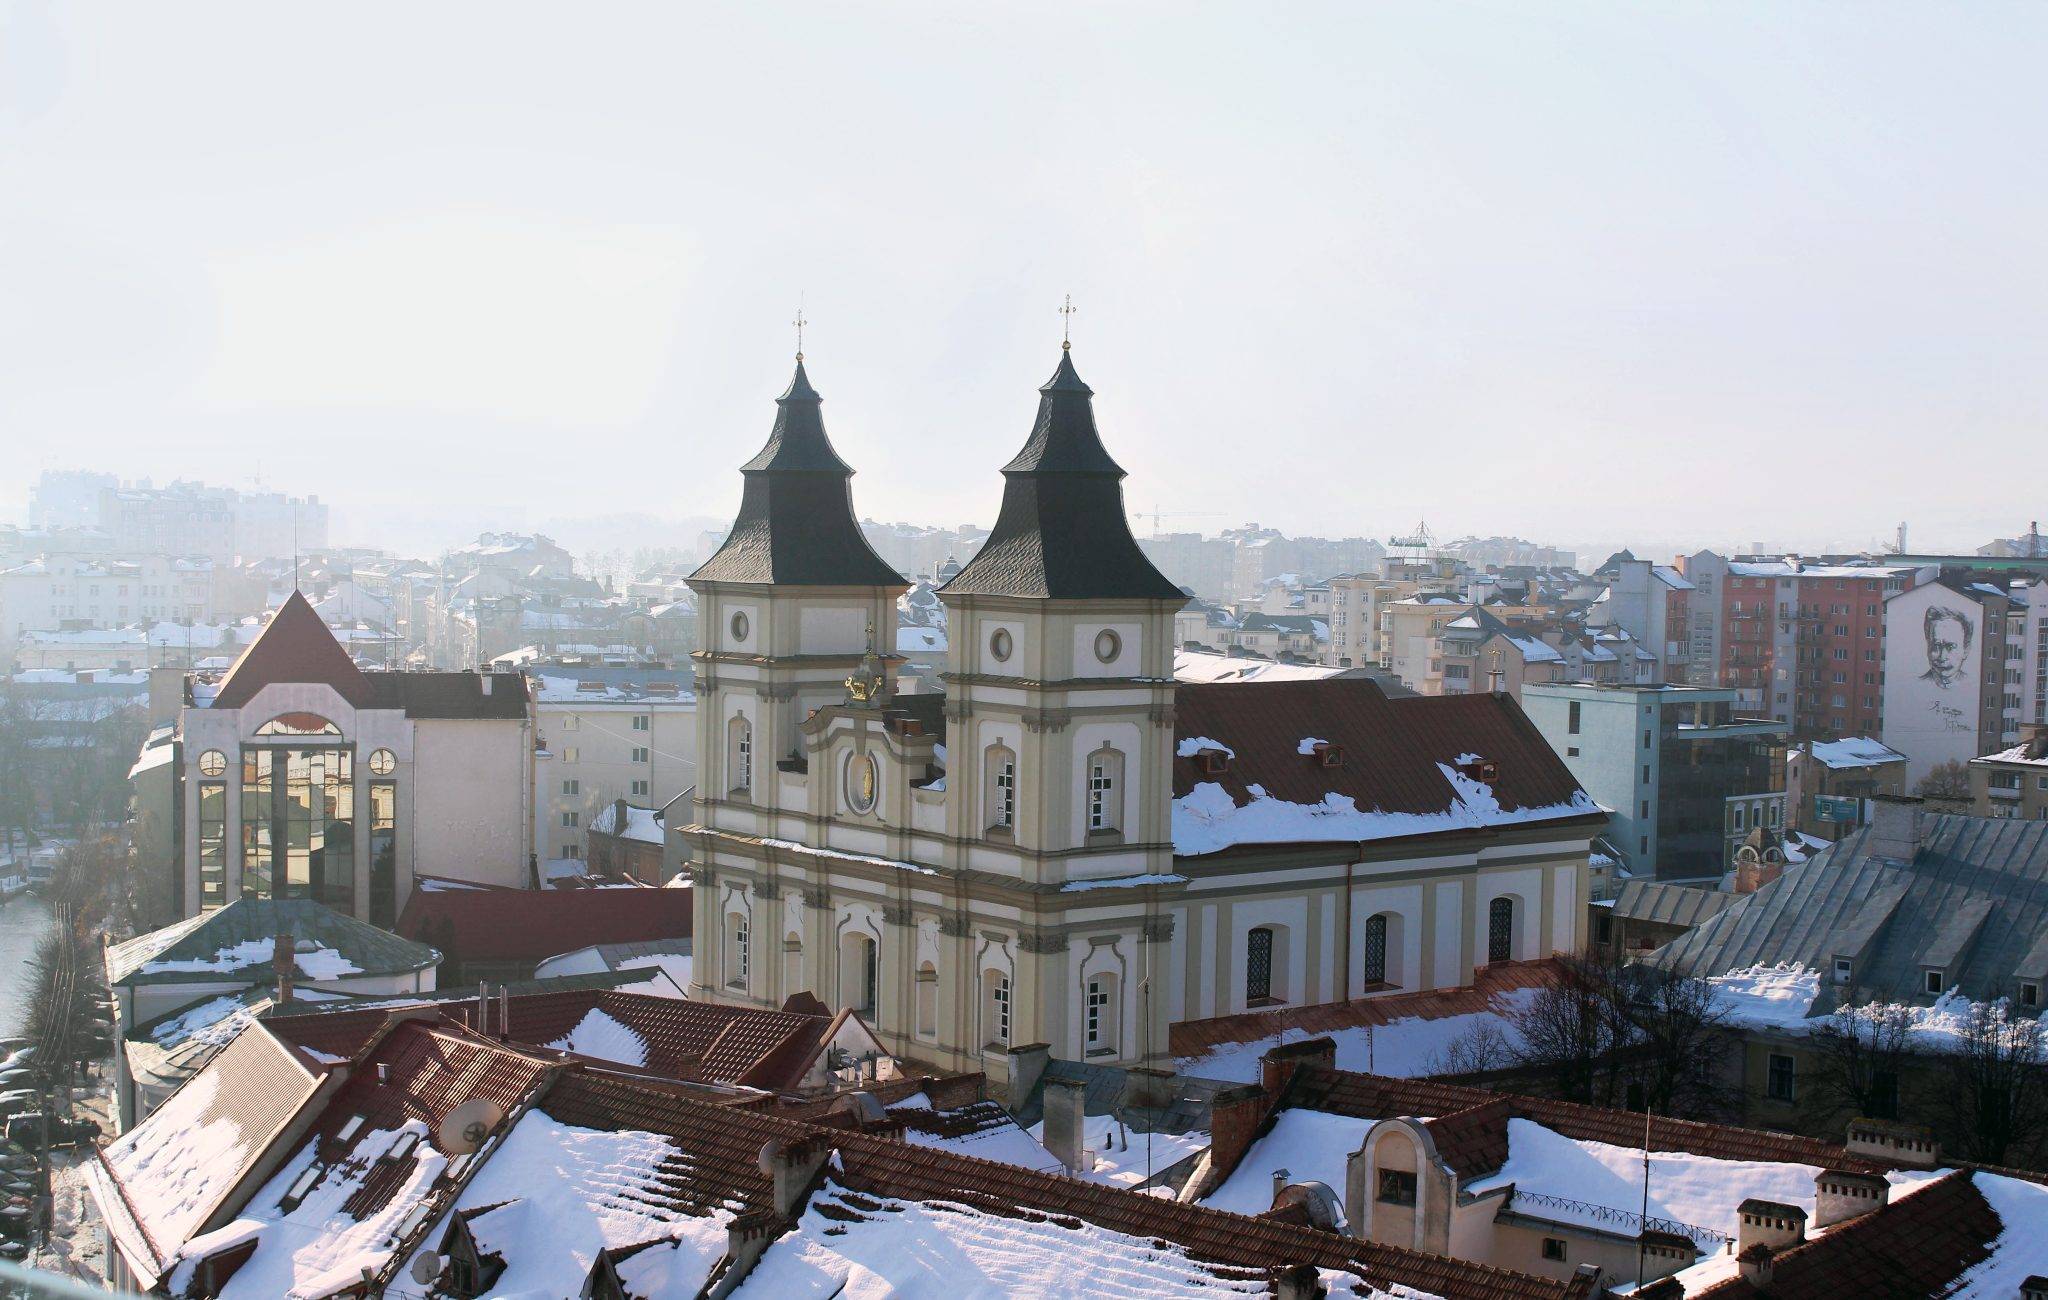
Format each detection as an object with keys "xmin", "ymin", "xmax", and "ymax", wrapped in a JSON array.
[
  {"xmin": 1693, "ymin": 1170, "xmax": 2001, "ymax": 1299},
  {"xmin": 396, "ymin": 885, "xmax": 690, "ymax": 966},
  {"xmin": 1292, "ymin": 1062, "xmax": 1891, "ymax": 1176},
  {"xmin": 536, "ymin": 1071, "xmax": 1587, "ymax": 1300},
  {"xmin": 212, "ymin": 590, "xmax": 376, "ymax": 710},
  {"xmin": 1172, "ymin": 680, "xmax": 1601, "ymax": 853},
  {"xmin": 1171, "ymin": 958, "xmax": 1563, "ymax": 1058}
]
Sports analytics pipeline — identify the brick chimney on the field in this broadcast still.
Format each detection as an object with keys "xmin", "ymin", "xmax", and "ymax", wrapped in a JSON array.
[
  {"xmin": 1865, "ymin": 795, "xmax": 1925, "ymax": 863},
  {"xmin": 1273, "ymin": 1263, "xmax": 1322, "ymax": 1300},
  {"xmin": 1735, "ymin": 1199, "xmax": 1805, "ymax": 1267},
  {"xmin": 1041, "ymin": 1076, "xmax": 1088, "ymax": 1174},
  {"xmin": 1813, "ymin": 1168, "xmax": 1889, "ymax": 1229},
  {"xmin": 756, "ymin": 1134, "xmax": 833, "ymax": 1218},
  {"xmin": 1205, "ymin": 1083, "xmax": 1273, "ymax": 1191},
  {"xmin": 1845, "ymin": 1117, "xmax": 1939, "ymax": 1169},
  {"xmin": 1260, "ymin": 1037, "xmax": 1337, "ymax": 1098},
  {"xmin": 272, "ymin": 931, "xmax": 295, "ymax": 1005}
]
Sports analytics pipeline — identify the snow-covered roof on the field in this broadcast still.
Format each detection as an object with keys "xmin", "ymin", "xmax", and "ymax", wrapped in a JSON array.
[
  {"xmin": 896, "ymin": 624, "xmax": 947, "ymax": 653},
  {"xmin": 1173, "ymin": 651, "xmax": 1343, "ymax": 684},
  {"xmin": 1806, "ymin": 736, "xmax": 1907, "ymax": 769}
]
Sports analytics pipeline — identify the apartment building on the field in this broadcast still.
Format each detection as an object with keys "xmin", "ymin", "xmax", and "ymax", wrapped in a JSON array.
[
  {"xmin": 1526, "ymin": 682, "xmax": 1785, "ymax": 881},
  {"xmin": 529, "ymin": 665, "xmax": 698, "ymax": 864}
]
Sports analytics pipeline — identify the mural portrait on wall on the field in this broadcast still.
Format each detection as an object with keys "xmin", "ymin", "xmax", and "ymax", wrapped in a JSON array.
[{"xmin": 1919, "ymin": 605, "xmax": 1973, "ymax": 691}]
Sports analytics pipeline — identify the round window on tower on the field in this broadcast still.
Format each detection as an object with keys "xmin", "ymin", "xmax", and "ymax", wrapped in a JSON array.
[
  {"xmin": 730, "ymin": 611, "xmax": 750, "ymax": 643},
  {"xmin": 989, "ymin": 628, "xmax": 1013, "ymax": 663},
  {"xmin": 368, "ymin": 748, "xmax": 397, "ymax": 777},
  {"xmin": 846, "ymin": 752, "xmax": 878, "ymax": 814},
  {"xmin": 197, "ymin": 750, "xmax": 227, "ymax": 778},
  {"xmin": 1094, "ymin": 629, "xmax": 1122, "ymax": 663}
]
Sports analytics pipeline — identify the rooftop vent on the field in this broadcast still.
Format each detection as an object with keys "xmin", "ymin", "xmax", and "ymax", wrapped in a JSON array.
[
  {"xmin": 1196, "ymin": 749, "xmax": 1230, "ymax": 776},
  {"xmin": 1311, "ymin": 742, "xmax": 1345, "ymax": 769}
]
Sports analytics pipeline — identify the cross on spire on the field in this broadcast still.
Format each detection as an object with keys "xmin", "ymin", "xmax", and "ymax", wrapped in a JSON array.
[
  {"xmin": 792, "ymin": 301, "xmax": 808, "ymax": 361},
  {"xmin": 1059, "ymin": 293, "xmax": 1076, "ymax": 350}
]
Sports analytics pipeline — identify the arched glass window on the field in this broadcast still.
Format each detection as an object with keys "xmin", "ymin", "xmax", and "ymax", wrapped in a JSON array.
[
  {"xmin": 255, "ymin": 713, "xmax": 340, "ymax": 736},
  {"xmin": 1363, "ymin": 913, "xmax": 1388, "ymax": 986},
  {"xmin": 1247, "ymin": 926, "xmax": 1274, "ymax": 1002},
  {"xmin": 1488, "ymin": 896, "xmax": 1514, "ymax": 964}
]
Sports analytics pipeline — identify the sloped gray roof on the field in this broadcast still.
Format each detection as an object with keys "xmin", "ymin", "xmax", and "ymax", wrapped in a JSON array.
[
  {"xmin": 107, "ymin": 896, "xmax": 441, "ymax": 986},
  {"xmin": 1653, "ymin": 814, "xmax": 2048, "ymax": 1008},
  {"xmin": 1610, "ymin": 880, "xmax": 1740, "ymax": 929}
]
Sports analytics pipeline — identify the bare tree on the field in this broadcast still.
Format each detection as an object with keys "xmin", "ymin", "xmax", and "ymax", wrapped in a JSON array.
[
  {"xmin": 1501, "ymin": 953, "xmax": 1635, "ymax": 1106},
  {"xmin": 1936, "ymin": 1001, "xmax": 2048, "ymax": 1166},
  {"xmin": 1807, "ymin": 1000, "xmax": 1917, "ymax": 1123},
  {"xmin": 1914, "ymin": 760, "xmax": 1971, "ymax": 803},
  {"xmin": 1614, "ymin": 963, "xmax": 1734, "ymax": 1119}
]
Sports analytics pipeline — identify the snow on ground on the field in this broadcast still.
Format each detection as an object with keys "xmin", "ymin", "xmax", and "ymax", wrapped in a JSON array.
[
  {"xmin": 732, "ymin": 1178, "xmax": 1277, "ymax": 1300},
  {"xmin": 547, "ymin": 1007, "xmax": 649, "ymax": 1067},
  {"xmin": 1176, "ymin": 987, "xmax": 1541, "ymax": 1084},
  {"xmin": 1204, "ymin": 1109, "xmax": 1382, "ymax": 1219},
  {"xmin": 196, "ymin": 1120, "xmax": 447, "ymax": 1300},
  {"xmin": 139, "ymin": 937, "xmax": 362, "ymax": 979},
  {"xmin": 1023, "ymin": 1112, "xmax": 1209, "ymax": 1188},
  {"xmin": 419, "ymin": 1109, "xmax": 735, "ymax": 1300},
  {"xmin": 1172, "ymin": 767, "xmax": 1602, "ymax": 856}
]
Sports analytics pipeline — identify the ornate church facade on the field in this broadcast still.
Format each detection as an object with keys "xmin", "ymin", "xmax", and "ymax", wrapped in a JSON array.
[{"xmin": 686, "ymin": 347, "xmax": 1604, "ymax": 1082}]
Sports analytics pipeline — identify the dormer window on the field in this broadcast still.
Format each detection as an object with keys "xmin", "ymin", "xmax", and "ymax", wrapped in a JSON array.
[
  {"xmin": 1312, "ymin": 742, "xmax": 1345, "ymax": 768},
  {"xmin": 1197, "ymin": 749, "xmax": 1229, "ymax": 776},
  {"xmin": 1924, "ymin": 969, "xmax": 1944, "ymax": 996},
  {"xmin": 1456, "ymin": 757, "xmax": 1500, "ymax": 783},
  {"xmin": 1833, "ymin": 957, "xmax": 1852, "ymax": 985}
]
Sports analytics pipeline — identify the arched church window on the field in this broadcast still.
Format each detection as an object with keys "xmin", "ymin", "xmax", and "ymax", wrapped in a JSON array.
[{"xmin": 1488, "ymin": 896, "xmax": 1515, "ymax": 964}]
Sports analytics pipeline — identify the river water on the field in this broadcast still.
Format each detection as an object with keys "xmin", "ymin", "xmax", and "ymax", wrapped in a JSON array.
[{"xmin": 0, "ymin": 896, "xmax": 55, "ymax": 1038}]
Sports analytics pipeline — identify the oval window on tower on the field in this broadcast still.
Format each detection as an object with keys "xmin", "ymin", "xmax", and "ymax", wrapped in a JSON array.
[
  {"xmin": 368, "ymin": 748, "xmax": 397, "ymax": 776},
  {"xmin": 846, "ymin": 752, "xmax": 878, "ymax": 814},
  {"xmin": 1094, "ymin": 629, "xmax": 1122, "ymax": 663},
  {"xmin": 989, "ymin": 628, "xmax": 1013, "ymax": 663},
  {"xmin": 730, "ymin": 611, "xmax": 750, "ymax": 643},
  {"xmin": 197, "ymin": 750, "xmax": 227, "ymax": 778}
]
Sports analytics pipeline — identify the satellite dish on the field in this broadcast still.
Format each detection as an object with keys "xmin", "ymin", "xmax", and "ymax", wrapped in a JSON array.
[
  {"xmin": 438, "ymin": 1099, "xmax": 505, "ymax": 1154},
  {"xmin": 409, "ymin": 1252, "xmax": 442, "ymax": 1285}
]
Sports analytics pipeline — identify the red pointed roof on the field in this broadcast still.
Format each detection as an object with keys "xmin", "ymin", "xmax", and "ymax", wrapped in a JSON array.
[{"xmin": 212, "ymin": 590, "xmax": 376, "ymax": 710}]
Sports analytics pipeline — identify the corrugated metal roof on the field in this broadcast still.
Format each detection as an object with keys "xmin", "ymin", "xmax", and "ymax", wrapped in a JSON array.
[
  {"xmin": 1655, "ymin": 815, "xmax": 2048, "ymax": 1007},
  {"xmin": 1609, "ymin": 880, "xmax": 1740, "ymax": 929}
]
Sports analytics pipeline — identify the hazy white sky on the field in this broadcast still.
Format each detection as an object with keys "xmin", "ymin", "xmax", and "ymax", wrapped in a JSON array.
[{"xmin": 4, "ymin": 2, "xmax": 2044, "ymax": 557}]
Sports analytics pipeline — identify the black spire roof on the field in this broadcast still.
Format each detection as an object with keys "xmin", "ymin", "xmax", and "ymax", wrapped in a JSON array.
[
  {"xmin": 690, "ymin": 360, "xmax": 905, "ymax": 588},
  {"xmin": 942, "ymin": 351, "xmax": 1183, "ymax": 602}
]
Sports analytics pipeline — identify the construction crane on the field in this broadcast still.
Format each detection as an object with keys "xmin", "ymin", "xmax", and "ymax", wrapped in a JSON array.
[{"xmin": 1134, "ymin": 508, "xmax": 1222, "ymax": 537}]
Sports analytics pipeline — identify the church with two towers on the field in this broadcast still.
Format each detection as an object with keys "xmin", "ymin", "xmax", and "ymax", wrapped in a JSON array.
[{"xmin": 685, "ymin": 342, "xmax": 1605, "ymax": 1082}]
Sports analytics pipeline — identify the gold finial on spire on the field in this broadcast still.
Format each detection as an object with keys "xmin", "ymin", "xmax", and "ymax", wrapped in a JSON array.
[
  {"xmin": 793, "ymin": 297, "xmax": 808, "ymax": 362},
  {"xmin": 1059, "ymin": 293, "xmax": 1076, "ymax": 350}
]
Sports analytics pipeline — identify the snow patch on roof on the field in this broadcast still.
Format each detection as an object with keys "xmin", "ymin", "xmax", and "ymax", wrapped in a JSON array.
[
  {"xmin": 1171, "ymin": 765, "xmax": 1602, "ymax": 856},
  {"xmin": 547, "ymin": 1007, "xmax": 650, "ymax": 1068},
  {"xmin": 140, "ymin": 938, "xmax": 363, "ymax": 980},
  {"xmin": 1177, "ymin": 736, "xmax": 1235, "ymax": 759},
  {"xmin": 735, "ymin": 1177, "xmax": 1278, "ymax": 1299}
]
